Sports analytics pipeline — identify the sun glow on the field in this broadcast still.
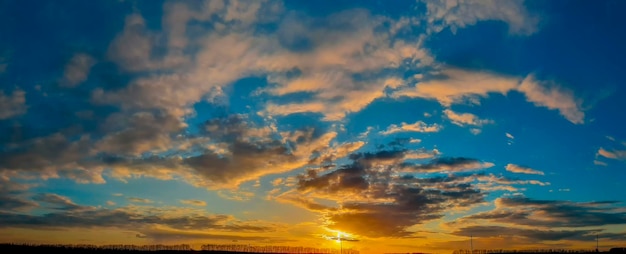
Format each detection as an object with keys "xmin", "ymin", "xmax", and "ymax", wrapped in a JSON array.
[{"xmin": 336, "ymin": 231, "xmax": 344, "ymax": 243}]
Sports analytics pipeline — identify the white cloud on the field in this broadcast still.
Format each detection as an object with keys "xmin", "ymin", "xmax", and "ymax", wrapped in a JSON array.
[
  {"xmin": 423, "ymin": 0, "xmax": 539, "ymax": 35},
  {"xmin": 443, "ymin": 109, "xmax": 493, "ymax": 126},
  {"xmin": 518, "ymin": 75, "xmax": 585, "ymax": 124},
  {"xmin": 61, "ymin": 53, "xmax": 96, "ymax": 87},
  {"xmin": 380, "ymin": 121, "xmax": 442, "ymax": 135},
  {"xmin": 0, "ymin": 89, "xmax": 26, "ymax": 119},
  {"xmin": 505, "ymin": 163, "xmax": 545, "ymax": 175}
]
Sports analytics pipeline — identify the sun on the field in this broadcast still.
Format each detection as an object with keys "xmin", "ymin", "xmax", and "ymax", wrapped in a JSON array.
[
  {"xmin": 325, "ymin": 229, "xmax": 351, "ymax": 242},
  {"xmin": 335, "ymin": 231, "xmax": 345, "ymax": 243}
]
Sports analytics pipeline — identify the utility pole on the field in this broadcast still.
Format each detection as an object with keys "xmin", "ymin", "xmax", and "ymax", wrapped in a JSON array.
[
  {"xmin": 596, "ymin": 232, "xmax": 600, "ymax": 252},
  {"xmin": 339, "ymin": 237, "xmax": 343, "ymax": 254},
  {"xmin": 470, "ymin": 235, "xmax": 474, "ymax": 254}
]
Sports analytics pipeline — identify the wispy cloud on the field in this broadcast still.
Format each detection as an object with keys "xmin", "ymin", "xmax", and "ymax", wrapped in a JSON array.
[
  {"xmin": 33, "ymin": 193, "xmax": 83, "ymax": 211},
  {"xmin": 505, "ymin": 163, "xmax": 545, "ymax": 175},
  {"xmin": 217, "ymin": 190, "xmax": 255, "ymax": 201},
  {"xmin": 127, "ymin": 197, "xmax": 153, "ymax": 204},
  {"xmin": 443, "ymin": 109, "xmax": 493, "ymax": 126},
  {"xmin": 395, "ymin": 68, "xmax": 518, "ymax": 106},
  {"xmin": 423, "ymin": 0, "xmax": 539, "ymax": 35},
  {"xmin": 61, "ymin": 53, "xmax": 96, "ymax": 87},
  {"xmin": 0, "ymin": 88, "xmax": 26, "ymax": 120},
  {"xmin": 597, "ymin": 147, "xmax": 626, "ymax": 160},
  {"xmin": 518, "ymin": 75, "xmax": 585, "ymax": 124},
  {"xmin": 409, "ymin": 157, "xmax": 495, "ymax": 173},
  {"xmin": 594, "ymin": 160, "xmax": 608, "ymax": 166},
  {"xmin": 179, "ymin": 199, "xmax": 207, "ymax": 207},
  {"xmin": 380, "ymin": 121, "xmax": 442, "ymax": 135},
  {"xmin": 395, "ymin": 69, "xmax": 586, "ymax": 124}
]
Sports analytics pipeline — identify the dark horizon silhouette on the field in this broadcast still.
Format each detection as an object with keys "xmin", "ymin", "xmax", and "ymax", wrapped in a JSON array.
[
  {"xmin": 0, "ymin": 243, "xmax": 359, "ymax": 254},
  {"xmin": 3, "ymin": 243, "xmax": 626, "ymax": 254}
]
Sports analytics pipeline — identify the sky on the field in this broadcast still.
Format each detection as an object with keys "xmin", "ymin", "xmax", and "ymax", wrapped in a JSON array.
[{"xmin": 1, "ymin": 0, "xmax": 626, "ymax": 253}]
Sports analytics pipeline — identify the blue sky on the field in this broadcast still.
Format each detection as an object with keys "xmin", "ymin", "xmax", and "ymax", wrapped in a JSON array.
[{"xmin": 1, "ymin": 0, "xmax": 626, "ymax": 253}]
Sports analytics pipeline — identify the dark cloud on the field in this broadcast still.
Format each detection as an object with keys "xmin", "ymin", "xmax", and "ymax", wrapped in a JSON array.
[
  {"xmin": 0, "ymin": 109, "xmax": 333, "ymax": 188},
  {"xmin": 183, "ymin": 140, "xmax": 293, "ymax": 185},
  {"xmin": 202, "ymin": 114, "xmax": 254, "ymax": 141},
  {"xmin": 0, "ymin": 133, "xmax": 92, "ymax": 172},
  {"xmin": 298, "ymin": 162, "xmax": 369, "ymax": 193},
  {"xmin": 453, "ymin": 225, "xmax": 626, "ymax": 242},
  {"xmin": 405, "ymin": 172, "xmax": 548, "ymax": 192},
  {"xmin": 95, "ymin": 111, "xmax": 185, "ymax": 156},
  {"xmin": 0, "ymin": 178, "xmax": 37, "ymax": 212},
  {"xmin": 180, "ymin": 115, "xmax": 337, "ymax": 188},
  {"xmin": 0, "ymin": 195, "xmax": 37, "ymax": 212},
  {"xmin": 140, "ymin": 229, "xmax": 276, "ymax": 242},
  {"xmin": 0, "ymin": 202, "xmax": 278, "ymax": 234},
  {"xmin": 295, "ymin": 149, "xmax": 487, "ymax": 238},
  {"xmin": 349, "ymin": 149, "xmax": 407, "ymax": 163},
  {"xmin": 461, "ymin": 196, "xmax": 626, "ymax": 228},
  {"xmin": 32, "ymin": 193, "xmax": 82, "ymax": 211}
]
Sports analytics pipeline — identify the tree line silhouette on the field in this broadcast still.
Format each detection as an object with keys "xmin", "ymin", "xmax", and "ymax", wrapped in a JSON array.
[
  {"xmin": 0, "ymin": 243, "xmax": 192, "ymax": 252},
  {"xmin": 0, "ymin": 243, "xmax": 359, "ymax": 254},
  {"xmin": 453, "ymin": 249, "xmax": 623, "ymax": 254},
  {"xmin": 201, "ymin": 244, "xmax": 359, "ymax": 254}
]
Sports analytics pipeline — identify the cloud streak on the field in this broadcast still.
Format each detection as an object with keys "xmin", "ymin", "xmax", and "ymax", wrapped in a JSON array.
[
  {"xmin": 505, "ymin": 164, "xmax": 545, "ymax": 175},
  {"xmin": 443, "ymin": 109, "xmax": 493, "ymax": 127},
  {"xmin": 395, "ymin": 69, "xmax": 586, "ymax": 124},
  {"xmin": 380, "ymin": 121, "xmax": 442, "ymax": 135}
]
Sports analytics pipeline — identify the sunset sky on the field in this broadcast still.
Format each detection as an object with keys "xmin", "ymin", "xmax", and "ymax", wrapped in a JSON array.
[{"xmin": 1, "ymin": 0, "xmax": 626, "ymax": 253}]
